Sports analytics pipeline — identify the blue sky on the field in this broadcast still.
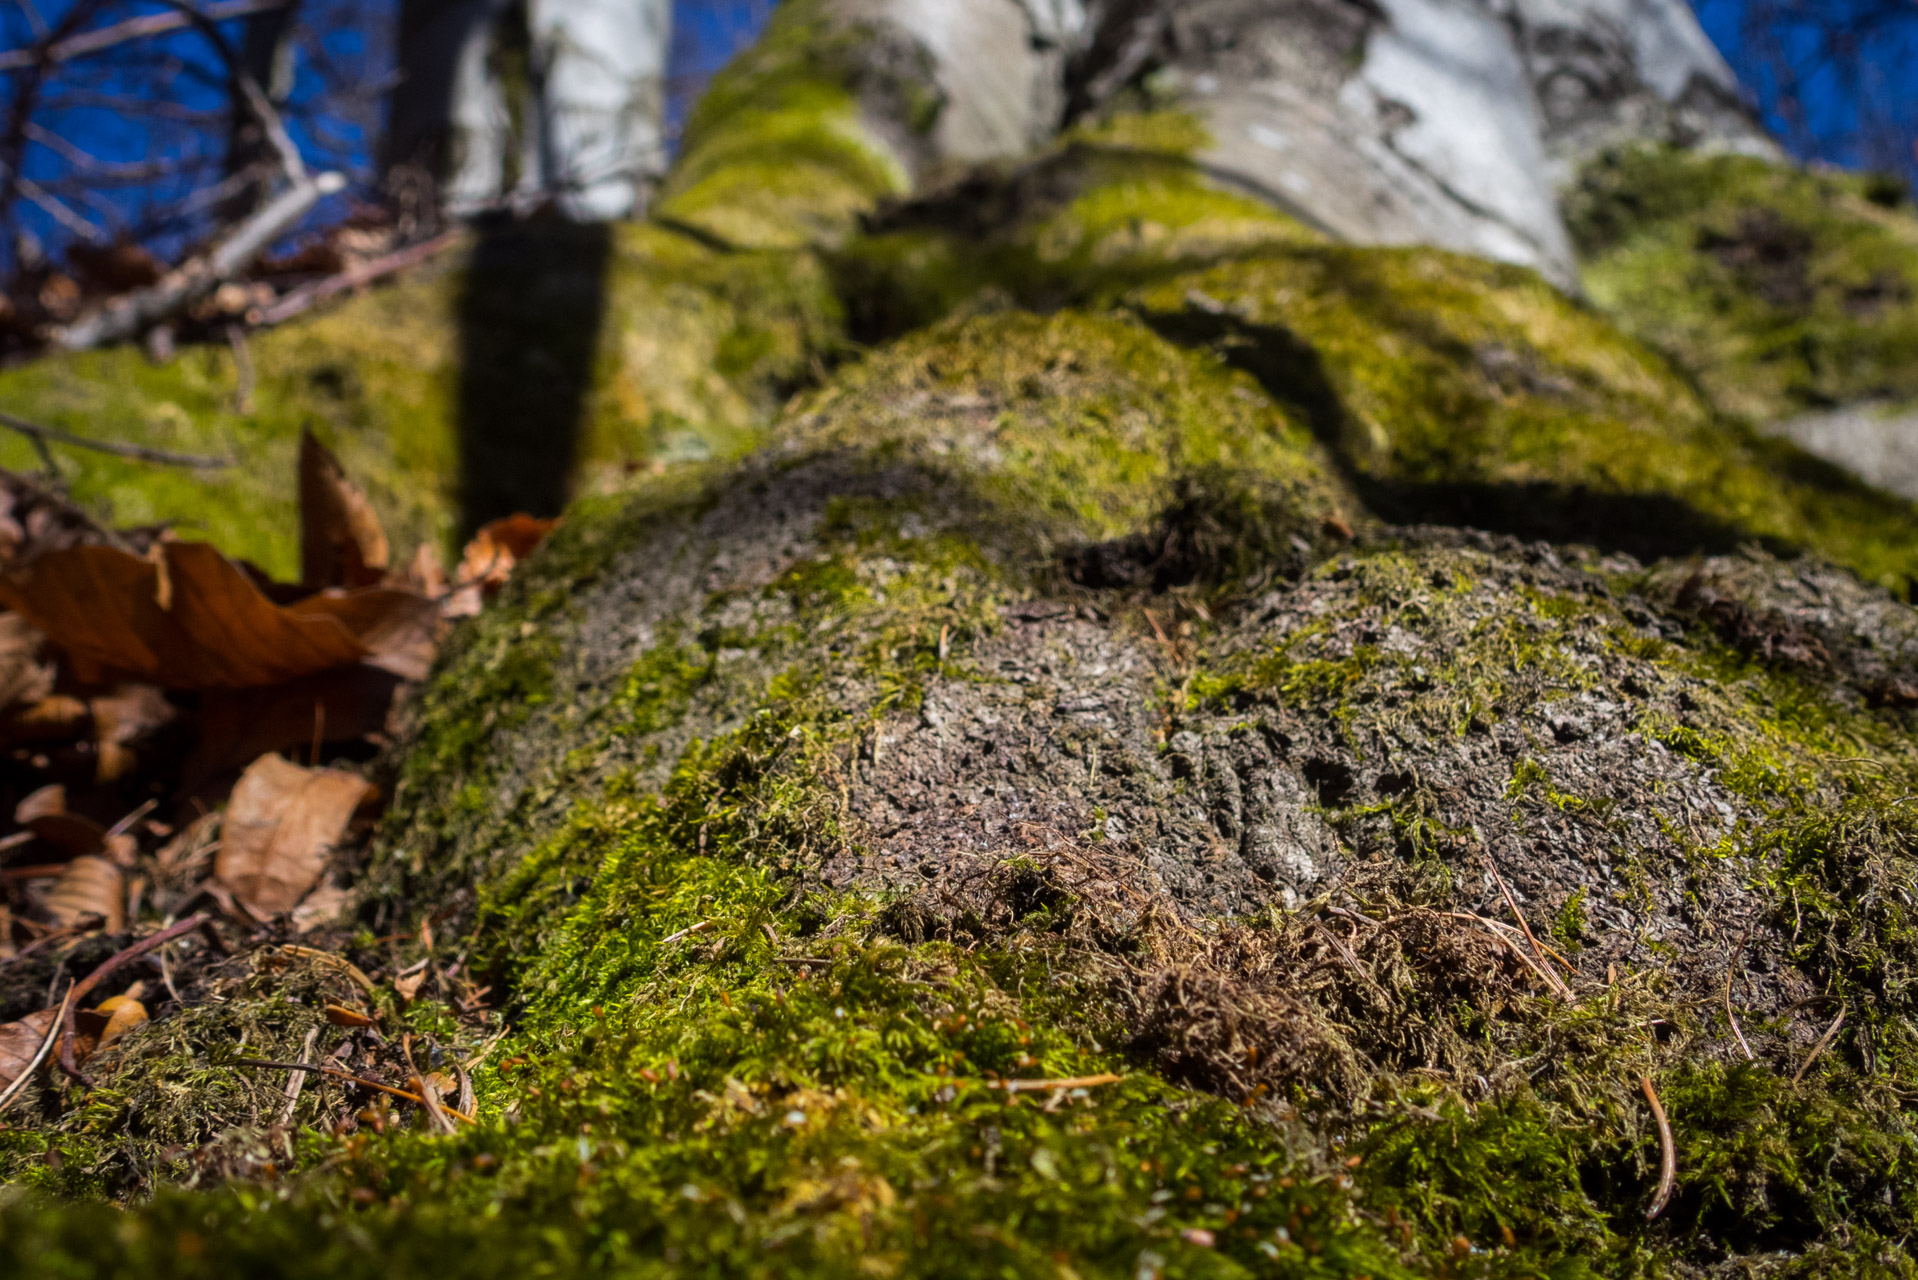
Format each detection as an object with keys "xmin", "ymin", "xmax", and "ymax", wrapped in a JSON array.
[{"xmin": 0, "ymin": 0, "xmax": 1911, "ymax": 269}]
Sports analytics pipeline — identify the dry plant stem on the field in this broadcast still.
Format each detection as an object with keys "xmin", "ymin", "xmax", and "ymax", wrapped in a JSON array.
[
  {"xmin": 281, "ymin": 1025, "xmax": 320, "ymax": 1123},
  {"xmin": 660, "ymin": 920, "xmax": 712, "ymax": 945},
  {"xmin": 1725, "ymin": 933, "xmax": 1756, "ymax": 1061},
  {"xmin": 0, "ymin": 981, "xmax": 73, "ymax": 1116},
  {"xmin": 227, "ymin": 324, "xmax": 254, "ymax": 415},
  {"xmin": 233, "ymin": 1058, "xmax": 476, "ymax": 1121},
  {"xmin": 990, "ymin": 1073, "xmax": 1123, "ymax": 1094},
  {"xmin": 254, "ymin": 230, "xmax": 461, "ymax": 327},
  {"xmin": 0, "ymin": 410, "xmax": 229, "ymax": 469},
  {"xmin": 1641, "ymin": 1074, "xmax": 1676, "ymax": 1220},
  {"xmin": 1485, "ymin": 855, "xmax": 1572, "ymax": 998},
  {"xmin": 1792, "ymin": 1000, "xmax": 1848, "ymax": 1085}
]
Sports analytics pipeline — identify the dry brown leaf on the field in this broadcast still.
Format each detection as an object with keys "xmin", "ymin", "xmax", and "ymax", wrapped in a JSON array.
[
  {"xmin": 215, "ymin": 753, "xmax": 375, "ymax": 919},
  {"xmin": 0, "ymin": 542, "xmax": 369, "ymax": 688},
  {"xmin": 290, "ymin": 881, "xmax": 353, "ymax": 934},
  {"xmin": 406, "ymin": 542, "xmax": 446, "ymax": 597},
  {"xmin": 0, "ymin": 612, "xmax": 51, "ymax": 711},
  {"xmin": 187, "ymin": 664, "xmax": 407, "ymax": 784},
  {"xmin": 299, "ymin": 432, "xmax": 389, "ymax": 591},
  {"xmin": 43, "ymin": 855, "xmax": 124, "ymax": 931},
  {"xmin": 393, "ymin": 969, "xmax": 427, "ymax": 1002},
  {"xmin": 14, "ymin": 784, "xmax": 106, "ymax": 857},
  {"xmin": 89, "ymin": 683, "xmax": 174, "ymax": 782},
  {"xmin": 294, "ymin": 589, "xmax": 440, "ymax": 681},
  {"xmin": 0, "ymin": 1009, "xmax": 56, "ymax": 1089},
  {"xmin": 0, "ymin": 694, "xmax": 88, "ymax": 745},
  {"xmin": 456, "ymin": 515, "xmax": 559, "ymax": 595}
]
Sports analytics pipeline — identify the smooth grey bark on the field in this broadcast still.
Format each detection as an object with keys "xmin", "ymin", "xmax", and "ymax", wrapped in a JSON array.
[
  {"xmin": 1076, "ymin": 0, "xmax": 1772, "ymax": 290},
  {"xmin": 385, "ymin": 0, "xmax": 670, "ymax": 220}
]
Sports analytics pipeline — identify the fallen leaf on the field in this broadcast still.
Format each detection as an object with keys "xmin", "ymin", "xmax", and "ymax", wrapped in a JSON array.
[
  {"xmin": 0, "ymin": 1009, "xmax": 56, "ymax": 1089},
  {"xmin": 456, "ymin": 515, "xmax": 559, "ymax": 596},
  {"xmin": 88, "ymin": 683, "xmax": 174, "ymax": 782},
  {"xmin": 299, "ymin": 432, "xmax": 389, "ymax": 591},
  {"xmin": 406, "ymin": 543, "xmax": 446, "ymax": 597},
  {"xmin": 393, "ymin": 969, "xmax": 427, "ymax": 1002},
  {"xmin": 43, "ymin": 855, "xmax": 124, "ymax": 931},
  {"xmin": 215, "ymin": 754, "xmax": 375, "ymax": 918},
  {"xmin": 93, "ymin": 995, "xmax": 148, "ymax": 1048},
  {"xmin": 14, "ymin": 784, "xmax": 107, "ymax": 857},
  {"xmin": 187, "ymin": 664, "xmax": 407, "ymax": 785},
  {"xmin": 290, "ymin": 882, "xmax": 352, "ymax": 934},
  {"xmin": 0, "ymin": 612, "xmax": 51, "ymax": 711},
  {"xmin": 296, "ymin": 589, "xmax": 440, "ymax": 681},
  {"xmin": 0, "ymin": 542, "xmax": 369, "ymax": 688},
  {"xmin": 323, "ymin": 1002, "xmax": 376, "ymax": 1028}
]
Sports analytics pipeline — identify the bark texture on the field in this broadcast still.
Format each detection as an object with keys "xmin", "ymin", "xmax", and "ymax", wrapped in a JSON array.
[{"xmin": 3, "ymin": 3, "xmax": 1918, "ymax": 1278}]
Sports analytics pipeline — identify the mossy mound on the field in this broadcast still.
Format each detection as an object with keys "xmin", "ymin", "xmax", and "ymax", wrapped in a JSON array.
[
  {"xmin": 1129, "ymin": 246, "xmax": 1918, "ymax": 589},
  {"xmin": 0, "ymin": 222, "xmax": 840, "ymax": 576},
  {"xmin": 1569, "ymin": 146, "xmax": 1918, "ymax": 424},
  {"xmin": 7, "ymin": 288, "xmax": 1918, "ymax": 1276}
]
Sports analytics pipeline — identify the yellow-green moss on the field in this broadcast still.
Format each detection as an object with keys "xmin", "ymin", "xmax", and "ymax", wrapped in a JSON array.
[
  {"xmin": 1570, "ymin": 146, "xmax": 1918, "ymax": 423},
  {"xmin": 0, "ymin": 224, "xmax": 840, "ymax": 576},
  {"xmin": 1130, "ymin": 246, "xmax": 1918, "ymax": 588},
  {"xmin": 653, "ymin": 0, "xmax": 918, "ymax": 249}
]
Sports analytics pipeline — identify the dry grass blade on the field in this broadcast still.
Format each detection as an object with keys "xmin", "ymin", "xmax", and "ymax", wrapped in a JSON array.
[
  {"xmin": 1484, "ymin": 855, "xmax": 1572, "ymax": 999},
  {"xmin": 1726, "ymin": 930, "xmax": 1755, "ymax": 1061},
  {"xmin": 1641, "ymin": 1074, "xmax": 1676, "ymax": 1220},
  {"xmin": 1791, "ymin": 1000, "xmax": 1848, "ymax": 1085},
  {"xmin": 281, "ymin": 1026, "xmax": 321, "ymax": 1123}
]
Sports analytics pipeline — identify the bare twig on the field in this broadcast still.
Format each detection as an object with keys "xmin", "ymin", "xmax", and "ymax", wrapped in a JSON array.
[
  {"xmin": 1640, "ymin": 1074, "xmax": 1676, "ymax": 1220},
  {"xmin": 227, "ymin": 324, "xmax": 253, "ymax": 413},
  {"xmin": 989, "ymin": 1073, "xmax": 1122, "ymax": 1094},
  {"xmin": 279, "ymin": 1025, "xmax": 319, "ymax": 1123},
  {"xmin": 1792, "ymin": 1000, "xmax": 1848, "ymax": 1085},
  {"xmin": 253, "ymin": 230, "xmax": 460, "ymax": 326},
  {"xmin": 0, "ymin": 409, "xmax": 229, "ymax": 468},
  {"xmin": 0, "ymin": 0, "xmax": 288, "ymax": 70}
]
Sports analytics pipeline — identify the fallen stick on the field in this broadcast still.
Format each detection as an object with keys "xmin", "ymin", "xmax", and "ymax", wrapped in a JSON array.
[
  {"xmin": 49, "ymin": 173, "xmax": 345, "ymax": 353},
  {"xmin": 0, "ymin": 410, "xmax": 229, "ymax": 469},
  {"xmin": 252, "ymin": 231, "xmax": 461, "ymax": 327},
  {"xmin": 1640, "ymin": 1074, "xmax": 1676, "ymax": 1220}
]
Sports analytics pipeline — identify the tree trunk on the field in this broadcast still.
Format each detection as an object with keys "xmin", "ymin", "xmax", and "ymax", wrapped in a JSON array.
[
  {"xmin": 385, "ymin": 0, "xmax": 671, "ymax": 221},
  {"xmin": 5, "ymin": 2, "xmax": 1918, "ymax": 1276}
]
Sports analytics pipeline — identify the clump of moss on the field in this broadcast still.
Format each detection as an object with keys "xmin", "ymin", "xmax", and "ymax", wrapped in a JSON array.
[
  {"xmin": 1569, "ymin": 146, "xmax": 1918, "ymax": 423},
  {"xmin": 653, "ymin": 0, "xmax": 924, "ymax": 250},
  {"xmin": 1129, "ymin": 246, "xmax": 1918, "ymax": 588}
]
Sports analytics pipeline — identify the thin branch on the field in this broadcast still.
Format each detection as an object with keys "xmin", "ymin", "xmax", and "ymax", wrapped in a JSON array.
[
  {"xmin": 253, "ymin": 229, "xmax": 458, "ymax": 326},
  {"xmin": 0, "ymin": 0, "xmax": 288, "ymax": 71},
  {"xmin": 0, "ymin": 409, "xmax": 230, "ymax": 467},
  {"xmin": 0, "ymin": 981, "xmax": 71, "ymax": 1115}
]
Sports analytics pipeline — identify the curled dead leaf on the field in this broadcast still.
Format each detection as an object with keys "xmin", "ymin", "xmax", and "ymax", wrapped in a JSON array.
[
  {"xmin": 0, "ymin": 541, "xmax": 432, "ymax": 690},
  {"xmin": 43, "ymin": 855, "xmax": 125, "ymax": 931},
  {"xmin": 15, "ymin": 785, "xmax": 107, "ymax": 858},
  {"xmin": 299, "ymin": 432, "xmax": 389, "ymax": 591},
  {"xmin": 0, "ymin": 1009, "xmax": 56, "ymax": 1090},
  {"xmin": 393, "ymin": 969, "xmax": 427, "ymax": 1002},
  {"xmin": 215, "ymin": 754, "xmax": 376, "ymax": 919},
  {"xmin": 456, "ymin": 515, "xmax": 558, "ymax": 596}
]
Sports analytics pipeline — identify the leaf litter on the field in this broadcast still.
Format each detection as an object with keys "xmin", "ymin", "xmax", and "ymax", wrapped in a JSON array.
[{"xmin": 0, "ymin": 433, "xmax": 552, "ymax": 1151}]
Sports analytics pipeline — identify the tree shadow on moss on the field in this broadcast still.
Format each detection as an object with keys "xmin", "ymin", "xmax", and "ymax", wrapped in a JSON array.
[
  {"xmin": 456, "ymin": 218, "xmax": 611, "ymax": 537},
  {"xmin": 1141, "ymin": 308, "xmax": 1762, "ymax": 562}
]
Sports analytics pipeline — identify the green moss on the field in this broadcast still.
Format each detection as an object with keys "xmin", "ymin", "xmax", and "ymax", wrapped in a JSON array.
[
  {"xmin": 0, "ymin": 224, "xmax": 839, "ymax": 576},
  {"xmin": 1570, "ymin": 146, "xmax": 1918, "ymax": 423},
  {"xmin": 654, "ymin": 0, "xmax": 918, "ymax": 249},
  {"xmin": 1130, "ymin": 246, "xmax": 1918, "ymax": 589}
]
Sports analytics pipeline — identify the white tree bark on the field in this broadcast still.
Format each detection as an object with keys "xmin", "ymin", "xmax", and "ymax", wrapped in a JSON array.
[
  {"xmin": 1083, "ymin": 0, "xmax": 1773, "ymax": 290},
  {"xmin": 387, "ymin": 0, "xmax": 671, "ymax": 221}
]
